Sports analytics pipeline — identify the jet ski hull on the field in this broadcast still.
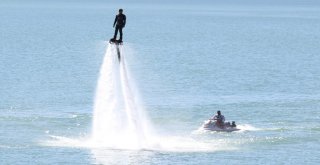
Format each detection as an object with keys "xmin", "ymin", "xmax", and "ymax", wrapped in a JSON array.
[{"xmin": 202, "ymin": 120, "xmax": 240, "ymax": 132}]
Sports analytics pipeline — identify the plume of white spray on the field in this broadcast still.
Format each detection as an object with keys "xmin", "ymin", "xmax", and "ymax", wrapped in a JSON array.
[{"xmin": 91, "ymin": 43, "xmax": 153, "ymax": 150}]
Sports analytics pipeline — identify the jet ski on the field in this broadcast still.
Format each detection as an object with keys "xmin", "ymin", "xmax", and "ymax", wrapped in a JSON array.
[{"xmin": 202, "ymin": 120, "xmax": 240, "ymax": 132}]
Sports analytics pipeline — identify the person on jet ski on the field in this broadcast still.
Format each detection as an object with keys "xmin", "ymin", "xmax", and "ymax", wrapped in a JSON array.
[
  {"xmin": 211, "ymin": 110, "xmax": 225, "ymax": 128},
  {"xmin": 113, "ymin": 9, "xmax": 126, "ymax": 42}
]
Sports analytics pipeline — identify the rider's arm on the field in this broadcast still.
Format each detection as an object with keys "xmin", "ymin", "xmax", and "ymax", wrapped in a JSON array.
[
  {"xmin": 123, "ymin": 15, "xmax": 126, "ymax": 27},
  {"xmin": 113, "ymin": 15, "xmax": 117, "ymax": 27},
  {"xmin": 212, "ymin": 115, "xmax": 218, "ymax": 120}
]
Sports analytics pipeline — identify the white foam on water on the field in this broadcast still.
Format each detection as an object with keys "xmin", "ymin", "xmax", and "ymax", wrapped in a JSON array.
[
  {"xmin": 237, "ymin": 124, "xmax": 262, "ymax": 132},
  {"xmin": 43, "ymin": 134, "xmax": 236, "ymax": 152}
]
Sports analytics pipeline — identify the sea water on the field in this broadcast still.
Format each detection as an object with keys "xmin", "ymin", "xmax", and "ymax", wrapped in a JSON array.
[{"xmin": 1, "ymin": 0, "xmax": 320, "ymax": 164}]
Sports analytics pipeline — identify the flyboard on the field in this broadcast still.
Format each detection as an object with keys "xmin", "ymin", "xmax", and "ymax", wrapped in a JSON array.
[{"xmin": 109, "ymin": 38, "xmax": 123, "ymax": 62}]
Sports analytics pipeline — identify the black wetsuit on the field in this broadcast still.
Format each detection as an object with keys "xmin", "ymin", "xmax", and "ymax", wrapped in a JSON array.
[{"xmin": 113, "ymin": 13, "xmax": 126, "ymax": 41}]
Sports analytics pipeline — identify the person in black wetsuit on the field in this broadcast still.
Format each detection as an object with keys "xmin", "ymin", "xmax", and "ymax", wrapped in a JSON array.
[{"xmin": 113, "ymin": 9, "xmax": 126, "ymax": 42}]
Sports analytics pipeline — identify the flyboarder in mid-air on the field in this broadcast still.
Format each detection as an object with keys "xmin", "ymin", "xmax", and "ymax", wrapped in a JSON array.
[
  {"xmin": 109, "ymin": 8, "xmax": 126, "ymax": 62},
  {"xmin": 110, "ymin": 8, "xmax": 126, "ymax": 45}
]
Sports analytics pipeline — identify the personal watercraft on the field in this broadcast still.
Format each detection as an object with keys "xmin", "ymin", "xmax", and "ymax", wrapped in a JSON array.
[{"xmin": 202, "ymin": 120, "xmax": 240, "ymax": 132}]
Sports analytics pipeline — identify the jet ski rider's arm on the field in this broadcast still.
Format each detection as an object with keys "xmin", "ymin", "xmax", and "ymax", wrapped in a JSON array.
[
  {"xmin": 221, "ymin": 115, "xmax": 225, "ymax": 122},
  {"xmin": 210, "ymin": 115, "xmax": 218, "ymax": 121}
]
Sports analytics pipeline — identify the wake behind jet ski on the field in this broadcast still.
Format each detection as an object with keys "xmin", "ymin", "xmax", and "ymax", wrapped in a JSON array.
[{"xmin": 202, "ymin": 111, "xmax": 240, "ymax": 132}]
